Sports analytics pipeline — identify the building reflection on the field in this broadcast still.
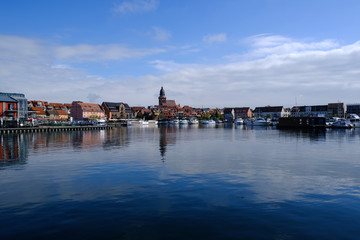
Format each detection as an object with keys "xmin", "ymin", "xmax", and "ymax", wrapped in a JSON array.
[
  {"xmin": 159, "ymin": 126, "xmax": 177, "ymax": 161},
  {"xmin": 0, "ymin": 134, "xmax": 28, "ymax": 167},
  {"xmin": 102, "ymin": 127, "xmax": 129, "ymax": 150}
]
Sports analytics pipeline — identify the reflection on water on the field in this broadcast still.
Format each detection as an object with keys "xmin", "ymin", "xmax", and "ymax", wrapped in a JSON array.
[
  {"xmin": 0, "ymin": 134, "xmax": 28, "ymax": 167},
  {"xmin": 1, "ymin": 126, "xmax": 360, "ymax": 239}
]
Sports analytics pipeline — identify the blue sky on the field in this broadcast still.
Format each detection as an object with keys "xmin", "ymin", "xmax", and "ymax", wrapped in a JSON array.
[{"xmin": 1, "ymin": 0, "xmax": 360, "ymax": 108}]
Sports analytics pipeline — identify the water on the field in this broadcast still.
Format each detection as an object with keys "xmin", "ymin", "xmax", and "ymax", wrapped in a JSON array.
[{"xmin": 1, "ymin": 125, "xmax": 360, "ymax": 239}]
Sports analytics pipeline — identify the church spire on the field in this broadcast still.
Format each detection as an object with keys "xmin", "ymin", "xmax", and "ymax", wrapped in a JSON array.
[{"xmin": 160, "ymin": 86, "xmax": 165, "ymax": 97}]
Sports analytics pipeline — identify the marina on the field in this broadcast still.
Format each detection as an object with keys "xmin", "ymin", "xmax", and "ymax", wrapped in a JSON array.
[{"xmin": 1, "ymin": 126, "xmax": 360, "ymax": 239}]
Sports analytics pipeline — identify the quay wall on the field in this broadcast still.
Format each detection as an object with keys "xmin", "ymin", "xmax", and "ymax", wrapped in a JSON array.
[{"xmin": 0, "ymin": 125, "xmax": 113, "ymax": 134}]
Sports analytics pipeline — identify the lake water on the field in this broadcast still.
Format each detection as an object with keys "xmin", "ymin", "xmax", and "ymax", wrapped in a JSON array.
[{"xmin": 1, "ymin": 125, "xmax": 360, "ymax": 239}]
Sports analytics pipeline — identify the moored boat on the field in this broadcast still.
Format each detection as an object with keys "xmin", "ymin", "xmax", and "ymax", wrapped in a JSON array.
[
  {"xmin": 251, "ymin": 118, "xmax": 270, "ymax": 126},
  {"xmin": 179, "ymin": 119, "xmax": 189, "ymax": 125},
  {"xmin": 332, "ymin": 119, "xmax": 353, "ymax": 129},
  {"xmin": 234, "ymin": 118, "xmax": 244, "ymax": 125}
]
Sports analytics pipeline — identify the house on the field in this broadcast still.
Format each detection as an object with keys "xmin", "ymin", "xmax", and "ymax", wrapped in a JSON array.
[
  {"xmin": 253, "ymin": 106, "xmax": 287, "ymax": 119},
  {"xmin": 0, "ymin": 95, "xmax": 18, "ymax": 121},
  {"xmin": 0, "ymin": 92, "xmax": 28, "ymax": 121},
  {"xmin": 102, "ymin": 102, "xmax": 132, "ymax": 120},
  {"xmin": 30, "ymin": 107, "xmax": 47, "ymax": 119},
  {"xmin": 57, "ymin": 110, "xmax": 69, "ymax": 120},
  {"xmin": 47, "ymin": 109, "xmax": 59, "ymax": 120},
  {"xmin": 48, "ymin": 103, "xmax": 66, "ymax": 110},
  {"xmin": 64, "ymin": 103, "xmax": 72, "ymax": 114},
  {"xmin": 223, "ymin": 108, "xmax": 235, "ymax": 121},
  {"xmin": 28, "ymin": 100, "xmax": 49, "ymax": 109},
  {"xmin": 70, "ymin": 101, "xmax": 105, "ymax": 121},
  {"xmin": 234, "ymin": 107, "xmax": 252, "ymax": 119}
]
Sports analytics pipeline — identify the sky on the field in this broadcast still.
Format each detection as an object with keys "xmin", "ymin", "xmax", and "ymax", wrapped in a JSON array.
[{"xmin": 1, "ymin": 0, "xmax": 360, "ymax": 108}]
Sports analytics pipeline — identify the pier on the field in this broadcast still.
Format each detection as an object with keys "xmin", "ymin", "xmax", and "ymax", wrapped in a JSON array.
[{"xmin": 0, "ymin": 125, "xmax": 113, "ymax": 134}]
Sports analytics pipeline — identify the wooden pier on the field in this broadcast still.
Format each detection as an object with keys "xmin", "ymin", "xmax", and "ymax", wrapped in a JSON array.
[{"xmin": 0, "ymin": 125, "xmax": 113, "ymax": 134}]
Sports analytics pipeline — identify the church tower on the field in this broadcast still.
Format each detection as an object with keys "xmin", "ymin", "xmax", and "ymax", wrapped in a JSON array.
[{"xmin": 158, "ymin": 86, "xmax": 167, "ymax": 106}]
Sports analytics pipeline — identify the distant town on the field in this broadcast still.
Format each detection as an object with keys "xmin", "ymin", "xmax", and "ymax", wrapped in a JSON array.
[{"xmin": 1, "ymin": 87, "xmax": 360, "ymax": 128}]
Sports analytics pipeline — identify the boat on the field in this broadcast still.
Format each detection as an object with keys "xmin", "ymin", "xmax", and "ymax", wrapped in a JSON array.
[
  {"xmin": 147, "ymin": 120, "xmax": 158, "ymax": 125},
  {"xmin": 332, "ymin": 119, "xmax": 353, "ymax": 129},
  {"xmin": 252, "ymin": 118, "xmax": 270, "ymax": 126},
  {"xmin": 169, "ymin": 119, "xmax": 179, "ymax": 125},
  {"xmin": 200, "ymin": 119, "xmax": 216, "ymax": 125},
  {"xmin": 157, "ymin": 119, "xmax": 169, "ymax": 125},
  {"xmin": 127, "ymin": 119, "xmax": 149, "ymax": 126},
  {"xmin": 348, "ymin": 114, "xmax": 360, "ymax": 128},
  {"xmin": 234, "ymin": 118, "xmax": 244, "ymax": 125},
  {"xmin": 179, "ymin": 119, "xmax": 189, "ymax": 125},
  {"xmin": 189, "ymin": 119, "xmax": 199, "ymax": 125}
]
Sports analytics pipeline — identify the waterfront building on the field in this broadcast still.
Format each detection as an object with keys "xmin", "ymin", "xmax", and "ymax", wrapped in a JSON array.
[
  {"xmin": 327, "ymin": 103, "xmax": 345, "ymax": 118},
  {"xmin": 0, "ymin": 92, "xmax": 28, "ymax": 121},
  {"xmin": 0, "ymin": 95, "xmax": 18, "ymax": 122},
  {"xmin": 30, "ymin": 107, "xmax": 47, "ymax": 119},
  {"xmin": 253, "ymin": 106, "xmax": 287, "ymax": 119},
  {"xmin": 346, "ymin": 104, "xmax": 360, "ymax": 116},
  {"xmin": 234, "ymin": 107, "xmax": 252, "ymax": 119},
  {"xmin": 70, "ymin": 101, "xmax": 105, "ymax": 121},
  {"xmin": 291, "ymin": 103, "xmax": 344, "ymax": 118},
  {"xmin": 101, "ymin": 102, "xmax": 132, "ymax": 120}
]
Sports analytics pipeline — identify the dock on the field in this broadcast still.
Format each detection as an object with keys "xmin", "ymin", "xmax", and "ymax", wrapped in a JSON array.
[
  {"xmin": 0, "ymin": 125, "xmax": 113, "ymax": 134},
  {"xmin": 277, "ymin": 117, "xmax": 326, "ymax": 129}
]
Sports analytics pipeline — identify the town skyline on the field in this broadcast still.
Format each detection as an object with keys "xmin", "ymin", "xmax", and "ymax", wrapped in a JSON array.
[{"xmin": 2, "ymin": 1, "xmax": 360, "ymax": 107}]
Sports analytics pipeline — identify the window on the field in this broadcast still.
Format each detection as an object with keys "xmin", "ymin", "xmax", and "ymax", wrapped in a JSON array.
[{"xmin": 8, "ymin": 104, "xmax": 15, "ymax": 110}]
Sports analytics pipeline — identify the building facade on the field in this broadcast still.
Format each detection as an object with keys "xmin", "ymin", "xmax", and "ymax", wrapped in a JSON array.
[
  {"xmin": 101, "ymin": 102, "xmax": 132, "ymax": 120},
  {"xmin": 253, "ymin": 106, "xmax": 287, "ymax": 119},
  {"xmin": 70, "ymin": 101, "xmax": 105, "ymax": 121},
  {"xmin": 0, "ymin": 92, "xmax": 28, "ymax": 121},
  {"xmin": 234, "ymin": 107, "xmax": 252, "ymax": 119},
  {"xmin": 0, "ymin": 95, "xmax": 18, "ymax": 121},
  {"xmin": 346, "ymin": 104, "xmax": 360, "ymax": 116}
]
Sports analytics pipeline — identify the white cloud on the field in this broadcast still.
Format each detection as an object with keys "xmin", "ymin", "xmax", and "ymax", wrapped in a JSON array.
[
  {"xmin": 150, "ymin": 26, "xmax": 171, "ymax": 42},
  {"xmin": 202, "ymin": 33, "xmax": 227, "ymax": 44},
  {"xmin": 55, "ymin": 44, "xmax": 165, "ymax": 62},
  {"xmin": 113, "ymin": 0, "xmax": 158, "ymax": 14},
  {"xmin": 2, "ymin": 34, "xmax": 360, "ymax": 108},
  {"xmin": 243, "ymin": 34, "xmax": 339, "ymax": 59}
]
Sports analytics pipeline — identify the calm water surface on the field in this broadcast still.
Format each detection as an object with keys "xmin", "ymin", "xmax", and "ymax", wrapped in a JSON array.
[{"xmin": 1, "ymin": 125, "xmax": 360, "ymax": 239}]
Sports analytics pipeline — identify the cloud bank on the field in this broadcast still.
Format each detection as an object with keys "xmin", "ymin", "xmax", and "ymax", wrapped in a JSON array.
[{"xmin": 1, "ymin": 34, "xmax": 360, "ymax": 107}]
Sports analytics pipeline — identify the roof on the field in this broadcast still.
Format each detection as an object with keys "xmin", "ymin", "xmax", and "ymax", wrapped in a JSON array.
[
  {"xmin": 76, "ymin": 102, "xmax": 103, "ymax": 112},
  {"xmin": 56, "ymin": 110, "xmax": 68, "ymax": 115},
  {"xmin": 0, "ymin": 95, "xmax": 17, "ymax": 102},
  {"xmin": 103, "ymin": 102, "xmax": 130, "ymax": 109},
  {"xmin": 254, "ymin": 106, "xmax": 284, "ymax": 113},
  {"xmin": 31, "ymin": 107, "xmax": 46, "ymax": 115},
  {"xmin": 49, "ymin": 103, "xmax": 66, "ymax": 109},
  {"xmin": 166, "ymin": 100, "xmax": 176, "ymax": 107}
]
